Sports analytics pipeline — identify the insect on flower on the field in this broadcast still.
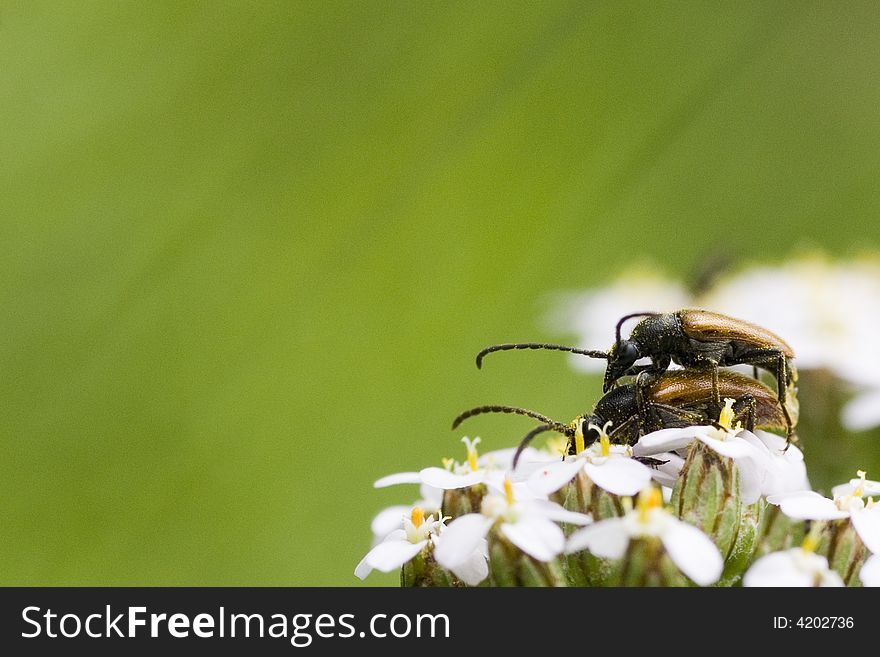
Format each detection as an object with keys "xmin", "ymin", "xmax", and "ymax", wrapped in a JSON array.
[
  {"xmin": 452, "ymin": 369, "xmax": 795, "ymax": 469},
  {"xmin": 476, "ymin": 309, "xmax": 799, "ymax": 439}
]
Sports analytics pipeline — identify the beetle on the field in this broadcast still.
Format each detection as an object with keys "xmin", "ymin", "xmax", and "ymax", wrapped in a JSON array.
[
  {"xmin": 452, "ymin": 369, "xmax": 797, "ymax": 467},
  {"xmin": 475, "ymin": 309, "xmax": 798, "ymax": 437}
]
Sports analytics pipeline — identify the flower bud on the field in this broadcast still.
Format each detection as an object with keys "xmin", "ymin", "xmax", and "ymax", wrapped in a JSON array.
[
  {"xmin": 817, "ymin": 519, "xmax": 869, "ymax": 586},
  {"xmin": 755, "ymin": 503, "xmax": 806, "ymax": 556},
  {"xmin": 487, "ymin": 531, "xmax": 566, "ymax": 587},
  {"xmin": 442, "ymin": 483, "xmax": 488, "ymax": 519},
  {"xmin": 671, "ymin": 441, "xmax": 742, "ymax": 555},
  {"xmin": 400, "ymin": 548, "xmax": 463, "ymax": 587},
  {"xmin": 563, "ymin": 469, "xmax": 626, "ymax": 520}
]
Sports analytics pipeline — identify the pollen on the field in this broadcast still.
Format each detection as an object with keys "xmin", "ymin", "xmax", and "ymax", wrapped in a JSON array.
[
  {"xmin": 503, "ymin": 478, "xmax": 515, "ymax": 505},
  {"xmin": 589, "ymin": 420, "xmax": 614, "ymax": 457},
  {"xmin": 573, "ymin": 417, "xmax": 585, "ymax": 455},
  {"xmin": 411, "ymin": 506, "xmax": 425, "ymax": 528},
  {"xmin": 718, "ymin": 398, "xmax": 737, "ymax": 431}
]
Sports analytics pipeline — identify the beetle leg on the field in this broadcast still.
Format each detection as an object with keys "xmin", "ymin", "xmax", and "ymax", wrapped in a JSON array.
[
  {"xmin": 752, "ymin": 365, "xmax": 759, "ymax": 381},
  {"xmin": 732, "ymin": 394, "xmax": 756, "ymax": 432},
  {"xmin": 730, "ymin": 348, "xmax": 794, "ymax": 439}
]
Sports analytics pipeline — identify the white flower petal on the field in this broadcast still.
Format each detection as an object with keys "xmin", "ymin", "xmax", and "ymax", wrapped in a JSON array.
[
  {"xmin": 370, "ymin": 506, "xmax": 409, "ymax": 543},
  {"xmin": 698, "ymin": 433, "xmax": 754, "ymax": 459},
  {"xmin": 583, "ymin": 458, "xmax": 653, "ymax": 496},
  {"xmin": 565, "ymin": 518, "xmax": 629, "ymax": 558},
  {"xmin": 446, "ymin": 543, "xmax": 489, "ymax": 586},
  {"xmin": 744, "ymin": 551, "xmax": 812, "ymax": 587},
  {"xmin": 527, "ymin": 458, "xmax": 584, "ymax": 496},
  {"xmin": 374, "ymin": 472, "xmax": 422, "ymax": 488},
  {"xmin": 528, "ymin": 499, "xmax": 592, "ymax": 525},
  {"xmin": 358, "ymin": 539, "xmax": 427, "ymax": 575},
  {"xmin": 743, "ymin": 549, "xmax": 843, "ymax": 587},
  {"xmin": 850, "ymin": 508, "xmax": 880, "ymax": 554},
  {"xmin": 419, "ymin": 484, "xmax": 445, "ymax": 508},
  {"xmin": 419, "ymin": 467, "xmax": 484, "ymax": 489},
  {"xmin": 480, "ymin": 446, "xmax": 554, "ymax": 471},
  {"xmin": 500, "ymin": 516, "xmax": 564, "ymax": 562},
  {"xmin": 434, "ymin": 514, "xmax": 493, "ymax": 569},
  {"xmin": 861, "ymin": 554, "xmax": 880, "ymax": 587},
  {"xmin": 660, "ymin": 519, "xmax": 723, "ymax": 586},
  {"xmin": 772, "ymin": 491, "xmax": 849, "ymax": 521},
  {"xmin": 633, "ymin": 428, "xmax": 700, "ymax": 456},
  {"xmin": 646, "ymin": 452, "xmax": 684, "ymax": 488}
]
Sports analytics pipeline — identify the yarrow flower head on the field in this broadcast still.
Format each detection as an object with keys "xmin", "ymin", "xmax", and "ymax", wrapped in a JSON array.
[
  {"xmin": 434, "ymin": 478, "xmax": 591, "ymax": 584},
  {"xmin": 527, "ymin": 419, "xmax": 654, "ymax": 497},
  {"xmin": 565, "ymin": 487, "xmax": 723, "ymax": 586}
]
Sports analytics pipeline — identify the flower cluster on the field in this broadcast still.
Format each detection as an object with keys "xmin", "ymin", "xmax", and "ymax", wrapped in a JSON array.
[{"xmin": 357, "ymin": 416, "xmax": 880, "ymax": 586}]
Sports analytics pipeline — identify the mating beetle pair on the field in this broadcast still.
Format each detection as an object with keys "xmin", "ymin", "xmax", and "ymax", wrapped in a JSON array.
[{"xmin": 459, "ymin": 309, "xmax": 798, "ymax": 462}]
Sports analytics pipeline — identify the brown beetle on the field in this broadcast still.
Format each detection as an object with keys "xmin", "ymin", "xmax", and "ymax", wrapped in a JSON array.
[
  {"xmin": 476, "ymin": 309, "xmax": 798, "ymax": 437},
  {"xmin": 453, "ymin": 369, "xmax": 797, "ymax": 467}
]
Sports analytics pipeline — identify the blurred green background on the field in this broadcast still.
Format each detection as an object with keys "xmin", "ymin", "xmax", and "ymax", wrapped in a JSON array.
[{"xmin": 2, "ymin": 1, "xmax": 880, "ymax": 586}]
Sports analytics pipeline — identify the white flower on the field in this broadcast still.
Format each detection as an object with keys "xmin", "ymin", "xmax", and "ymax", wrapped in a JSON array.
[
  {"xmin": 356, "ymin": 506, "xmax": 489, "ymax": 585},
  {"xmin": 370, "ymin": 484, "xmax": 443, "ymax": 545},
  {"xmin": 565, "ymin": 487, "xmax": 723, "ymax": 586},
  {"xmin": 739, "ymin": 430, "xmax": 809, "ymax": 497},
  {"xmin": 374, "ymin": 437, "xmax": 496, "ymax": 490},
  {"xmin": 355, "ymin": 507, "xmax": 445, "ymax": 580},
  {"xmin": 831, "ymin": 470, "xmax": 880, "ymax": 499},
  {"xmin": 632, "ymin": 399, "xmax": 770, "ymax": 503},
  {"xmin": 527, "ymin": 421, "xmax": 654, "ymax": 497},
  {"xmin": 434, "ymin": 478, "xmax": 591, "ymax": 581},
  {"xmin": 768, "ymin": 471, "xmax": 880, "ymax": 554},
  {"xmin": 861, "ymin": 554, "xmax": 880, "ymax": 587},
  {"xmin": 743, "ymin": 549, "xmax": 843, "ymax": 587}
]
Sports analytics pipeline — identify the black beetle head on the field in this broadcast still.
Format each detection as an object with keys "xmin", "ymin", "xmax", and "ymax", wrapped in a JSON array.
[{"xmin": 603, "ymin": 340, "xmax": 641, "ymax": 392}]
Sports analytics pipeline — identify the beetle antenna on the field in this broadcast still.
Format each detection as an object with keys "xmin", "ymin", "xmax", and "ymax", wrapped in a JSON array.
[
  {"xmin": 512, "ymin": 424, "xmax": 567, "ymax": 469},
  {"xmin": 615, "ymin": 312, "xmax": 661, "ymax": 344},
  {"xmin": 451, "ymin": 405, "xmax": 571, "ymax": 434},
  {"xmin": 475, "ymin": 343, "xmax": 607, "ymax": 369}
]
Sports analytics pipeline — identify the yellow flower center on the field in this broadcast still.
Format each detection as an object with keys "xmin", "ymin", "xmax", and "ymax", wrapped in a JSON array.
[
  {"xmin": 636, "ymin": 487, "xmax": 663, "ymax": 524},
  {"xmin": 503, "ymin": 478, "xmax": 515, "ymax": 506},
  {"xmin": 411, "ymin": 506, "xmax": 425, "ymax": 528}
]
